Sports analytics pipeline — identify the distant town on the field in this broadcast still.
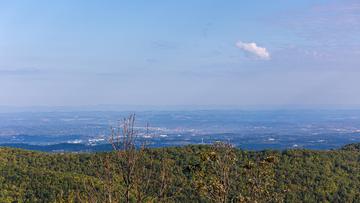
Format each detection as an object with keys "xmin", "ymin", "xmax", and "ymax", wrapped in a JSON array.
[{"xmin": 1, "ymin": 109, "xmax": 360, "ymax": 152}]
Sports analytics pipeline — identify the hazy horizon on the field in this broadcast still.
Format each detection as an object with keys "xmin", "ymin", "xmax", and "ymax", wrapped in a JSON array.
[{"xmin": 2, "ymin": 104, "xmax": 360, "ymax": 113}]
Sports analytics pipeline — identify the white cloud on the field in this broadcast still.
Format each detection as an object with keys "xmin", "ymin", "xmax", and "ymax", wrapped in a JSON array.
[{"xmin": 235, "ymin": 41, "xmax": 270, "ymax": 60}]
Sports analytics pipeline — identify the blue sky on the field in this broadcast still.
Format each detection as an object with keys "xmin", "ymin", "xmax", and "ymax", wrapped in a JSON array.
[{"xmin": 1, "ymin": 0, "xmax": 360, "ymax": 108}]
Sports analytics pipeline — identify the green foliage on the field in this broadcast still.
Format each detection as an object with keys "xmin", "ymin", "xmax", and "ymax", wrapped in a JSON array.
[
  {"xmin": 341, "ymin": 143, "xmax": 360, "ymax": 151},
  {"xmin": 0, "ymin": 143, "xmax": 359, "ymax": 202},
  {"xmin": 193, "ymin": 142, "xmax": 238, "ymax": 202}
]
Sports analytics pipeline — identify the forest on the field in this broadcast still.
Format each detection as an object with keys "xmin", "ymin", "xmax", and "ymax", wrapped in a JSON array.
[
  {"xmin": 0, "ymin": 115, "xmax": 359, "ymax": 202},
  {"xmin": 1, "ymin": 143, "xmax": 360, "ymax": 202}
]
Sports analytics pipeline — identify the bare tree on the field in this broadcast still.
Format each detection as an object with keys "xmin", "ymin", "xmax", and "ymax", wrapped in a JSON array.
[
  {"xmin": 110, "ymin": 114, "xmax": 137, "ymax": 202},
  {"xmin": 109, "ymin": 114, "xmax": 155, "ymax": 203},
  {"xmin": 80, "ymin": 114, "xmax": 192, "ymax": 202}
]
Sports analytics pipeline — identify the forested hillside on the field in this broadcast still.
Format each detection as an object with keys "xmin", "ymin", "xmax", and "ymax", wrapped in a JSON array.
[{"xmin": 0, "ymin": 143, "xmax": 359, "ymax": 202}]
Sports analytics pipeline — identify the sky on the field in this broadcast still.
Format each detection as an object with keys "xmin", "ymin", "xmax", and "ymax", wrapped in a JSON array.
[{"xmin": 1, "ymin": 0, "xmax": 360, "ymax": 108}]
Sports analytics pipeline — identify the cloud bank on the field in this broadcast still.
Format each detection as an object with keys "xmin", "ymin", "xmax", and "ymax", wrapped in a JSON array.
[{"xmin": 236, "ymin": 41, "xmax": 270, "ymax": 60}]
